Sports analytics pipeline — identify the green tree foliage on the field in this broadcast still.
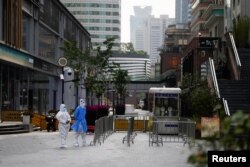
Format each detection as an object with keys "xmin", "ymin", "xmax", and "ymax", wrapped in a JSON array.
[
  {"xmin": 61, "ymin": 38, "xmax": 115, "ymax": 104},
  {"xmin": 91, "ymin": 38, "xmax": 115, "ymax": 102},
  {"xmin": 180, "ymin": 73, "xmax": 219, "ymax": 119},
  {"xmin": 60, "ymin": 40, "xmax": 90, "ymax": 83},
  {"xmin": 112, "ymin": 68, "xmax": 130, "ymax": 104},
  {"xmin": 120, "ymin": 42, "xmax": 147, "ymax": 55},
  {"xmin": 188, "ymin": 111, "xmax": 250, "ymax": 167},
  {"xmin": 190, "ymin": 85, "xmax": 218, "ymax": 121},
  {"xmin": 233, "ymin": 16, "xmax": 250, "ymax": 48}
]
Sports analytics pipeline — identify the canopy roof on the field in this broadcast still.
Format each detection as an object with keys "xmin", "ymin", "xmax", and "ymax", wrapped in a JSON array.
[{"xmin": 149, "ymin": 87, "xmax": 181, "ymax": 94}]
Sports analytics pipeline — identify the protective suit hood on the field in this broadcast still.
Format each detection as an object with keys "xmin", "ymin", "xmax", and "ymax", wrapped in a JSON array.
[
  {"xmin": 60, "ymin": 104, "xmax": 67, "ymax": 112},
  {"xmin": 80, "ymin": 99, "xmax": 86, "ymax": 108}
]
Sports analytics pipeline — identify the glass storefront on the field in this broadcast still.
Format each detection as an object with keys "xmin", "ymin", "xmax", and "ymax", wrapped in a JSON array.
[{"xmin": 0, "ymin": 62, "xmax": 58, "ymax": 116}]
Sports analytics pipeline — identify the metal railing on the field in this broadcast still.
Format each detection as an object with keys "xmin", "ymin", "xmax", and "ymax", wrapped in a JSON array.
[
  {"xmin": 229, "ymin": 32, "xmax": 241, "ymax": 67},
  {"xmin": 209, "ymin": 57, "xmax": 220, "ymax": 98},
  {"xmin": 122, "ymin": 117, "xmax": 137, "ymax": 146},
  {"xmin": 149, "ymin": 117, "xmax": 196, "ymax": 146},
  {"xmin": 222, "ymin": 98, "xmax": 230, "ymax": 116},
  {"xmin": 89, "ymin": 115, "xmax": 114, "ymax": 146},
  {"xmin": 227, "ymin": 32, "xmax": 241, "ymax": 79}
]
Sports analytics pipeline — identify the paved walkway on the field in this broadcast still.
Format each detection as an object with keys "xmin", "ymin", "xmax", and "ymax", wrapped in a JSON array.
[{"xmin": 0, "ymin": 130, "xmax": 193, "ymax": 167}]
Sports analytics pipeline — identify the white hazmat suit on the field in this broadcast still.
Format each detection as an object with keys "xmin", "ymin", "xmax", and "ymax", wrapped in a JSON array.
[{"xmin": 56, "ymin": 104, "xmax": 71, "ymax": 148}]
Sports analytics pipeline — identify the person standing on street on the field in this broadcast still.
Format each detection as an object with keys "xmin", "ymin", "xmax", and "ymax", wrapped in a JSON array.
[
  {"xmin": 56, "ymin": 104, "xmax": 71, "ymax": 148},
  {"xmin": 71, "ymin": 98, "xmax": 88, "ymax": 147}
]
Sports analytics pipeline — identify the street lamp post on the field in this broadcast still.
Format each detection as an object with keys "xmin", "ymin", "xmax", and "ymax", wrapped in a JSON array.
[
  {"xmin": 58, "ymin": 57, "xmax": 68, "ymax": 104},
  {"xmin": 61, "ymin": 68, "xmax": 64, "ymax": 103},
  {"xmin": 112, "ymin": 90, "xmax": 115, "ymax": 115}
]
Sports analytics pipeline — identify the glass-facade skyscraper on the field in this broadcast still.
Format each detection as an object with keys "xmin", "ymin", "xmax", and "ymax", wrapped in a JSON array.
[{"xmin": 61, "ymin": 0, "xmax": 121, "ymax": 51}]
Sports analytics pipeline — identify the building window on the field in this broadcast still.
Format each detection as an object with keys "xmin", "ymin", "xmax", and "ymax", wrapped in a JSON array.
[
  {"xmin": 38, "ymin": 26, "xmax": 57, "ymax": 61},
  {"xmin": 22, "ymin": 13, "xmax": 31, "ymax": 52},
  {"xmin": 214, "ymin": 26, "xmax": 218, "ymax": 37}
]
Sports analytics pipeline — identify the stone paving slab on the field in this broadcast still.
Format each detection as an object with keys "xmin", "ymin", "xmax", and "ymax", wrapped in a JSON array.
[{"xmin": 0, "ymin": 131, "xmax": 193, "ymax": 167}]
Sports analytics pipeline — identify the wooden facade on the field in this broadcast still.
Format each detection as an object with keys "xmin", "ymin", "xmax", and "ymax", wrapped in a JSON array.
[{"xmin": 3, "ymin": 0, "xmax": 22, "ymax": 48}]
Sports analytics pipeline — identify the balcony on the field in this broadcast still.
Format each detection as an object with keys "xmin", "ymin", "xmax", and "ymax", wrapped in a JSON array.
[{"xmin": 202, "ymin": 4, "xmax": 224, "ymax": 27}]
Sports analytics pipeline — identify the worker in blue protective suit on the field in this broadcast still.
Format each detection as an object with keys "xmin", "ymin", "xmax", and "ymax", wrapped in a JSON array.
[
  {"xmin": 56, "ymin": 104, "xmax": 71, "ymax": 148},
  {"xmin": 71, "ymin": 98, "xmax": 88, "ymax": 147}
]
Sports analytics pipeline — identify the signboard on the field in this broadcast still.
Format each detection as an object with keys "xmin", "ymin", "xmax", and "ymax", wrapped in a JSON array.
[
  {"xmin": 199, "ymin": 37, "xmax": 220, "ymax": 49},
  {"xmin": 0, "ymin": 44, "xmax": 33, "ymax": 68},
  {"xmin": 201, "ymin": 117, "xmax": 220, "ymax": 138}
]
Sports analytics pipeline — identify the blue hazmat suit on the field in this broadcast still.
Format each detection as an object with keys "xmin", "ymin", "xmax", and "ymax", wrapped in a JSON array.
[{"xmin": 71, "ymin": 99, "xmax": 88, "ymax": 146}]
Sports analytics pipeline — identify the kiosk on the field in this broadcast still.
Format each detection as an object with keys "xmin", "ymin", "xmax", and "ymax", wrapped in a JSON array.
[
  {"xmin": 148, "ymin": 87, "xmax": 181, "ymax": 134},
  {"xmin": 148, "ymin": 87, "xmax": 181, "ymax": 117}
]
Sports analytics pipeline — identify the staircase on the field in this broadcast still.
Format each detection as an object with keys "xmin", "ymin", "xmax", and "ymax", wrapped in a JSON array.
[
  {"xmin": 218, "ymin": 80, "xmax": 250, "ymax": 114},
  {"xmin": 0, "ymin": 124, "xmax": 29, "ymax": 135},
  {"xmin": 217, "ymin": 48, "xmax": 250, "ymax": 115},
  {"xmin": 238, "ymin": 48, "xmax": 250, "ymax": 80}
]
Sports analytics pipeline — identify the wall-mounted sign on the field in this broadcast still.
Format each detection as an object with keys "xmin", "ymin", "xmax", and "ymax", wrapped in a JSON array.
[
  {"xmin": 199, "ymin": 37, "xmax": 220, "ymax": 49},
  {"xmin": 0, "ymin": 44, "xmax": 33, "ymax": 68}
]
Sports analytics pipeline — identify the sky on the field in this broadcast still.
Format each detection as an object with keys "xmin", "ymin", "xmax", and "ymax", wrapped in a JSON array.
[{"xmin": 121, "ymin": 0, "xmax": 176, "ymax": 43}]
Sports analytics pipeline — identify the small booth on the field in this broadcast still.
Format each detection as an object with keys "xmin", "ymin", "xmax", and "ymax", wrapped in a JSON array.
[
  {"xmin": 148, "ymin": 87, "xmax": 181, "ymax": 117},
  {"xmin": 148, "ymin": 87, "xmax": 182, "ymax": 134}
]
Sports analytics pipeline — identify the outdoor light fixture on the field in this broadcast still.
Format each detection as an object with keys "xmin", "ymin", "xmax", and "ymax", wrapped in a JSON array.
[{"xmin": 60, "ymin": 74, "xmax": 64, "ymax": 80}]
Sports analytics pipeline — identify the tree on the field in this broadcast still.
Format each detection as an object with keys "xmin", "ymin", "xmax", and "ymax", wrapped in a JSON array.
[
  {"xmin": 112, "ymin": 68, "xmax": 130, "ymax": 105},
  {"xmin": 90, "ymin": 38, "xmax": 115, "ymax": 104},
  {"xmin": 233, "ymin": 16, "xmax": 250, "ymax": 48},
  {"xmin": 60, "ymin": 40, "xmax": 90, "ymax": 84},
  {"xmin": 61, "ymin": 38, "xmax": 115, "ymax": 105},
  {"xmin": 120, "ymin": 42, "xmax": 147, "ymax": 55},
  {"xmin": 120, "ymin": 42, "xmax": 135, "ymax": 53}
]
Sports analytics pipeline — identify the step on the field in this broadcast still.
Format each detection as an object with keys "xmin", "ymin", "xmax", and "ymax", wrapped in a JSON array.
[
  {"xmin": 0, "ymin": 123, "xmax": 31, "ymax": 135},
  {"xmin": 0, "ymin": 129, "xmax": 29, "ymax": 135}
]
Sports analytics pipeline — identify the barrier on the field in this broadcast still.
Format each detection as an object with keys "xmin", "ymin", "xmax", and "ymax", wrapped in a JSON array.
[
  {"xmin": 90, "ymin": 115, "xmax": 114, "ymax": 146},
  {"xmin": 114, "ymin": 114, "xmax": 149, "ymax": 132},
  {"xmin": 1, "ymin": 110, "xmax": 22, "ymax": 122},
  {"xmin": 122, "ymin": 117, "xmax": 137, "ymax": 146},
  {"xmin": 149, "ymin": 117, "xmax": 196, "ymax": 146}
]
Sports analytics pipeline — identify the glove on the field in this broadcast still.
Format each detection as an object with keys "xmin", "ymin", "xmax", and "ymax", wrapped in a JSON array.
[{"xmin": 66, "ymin": 120, "xmax": 70, "ymax": 124}]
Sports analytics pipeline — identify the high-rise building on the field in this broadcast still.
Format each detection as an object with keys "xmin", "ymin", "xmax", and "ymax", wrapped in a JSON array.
[
  {"xmin": 130, "ymin": 6, "xmax": 152, "ymax": 52},
  {"xmin": 130, "ymin": 6, "xmax": 174, "ymax": 62},
  {"xmin": 130, "ymin": 6, "xmax": 174, "ymax": 79},
  {"xmin": 148, "ymin": 15, "xmax": 175, "ymax": 64},
  {"xmin": 175, "ymin": 0, "xmax": 192, "ymax": 24},
  {"xmin": 61, "ymin": 0, "xmax": 121, "ymax": 51}
]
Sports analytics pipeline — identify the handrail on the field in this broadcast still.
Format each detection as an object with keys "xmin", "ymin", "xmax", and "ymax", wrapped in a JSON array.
[
  {"xmin": 222, "ymin": 98, "xmax": 230, "ymax": 116},
  {"xmin": 209, "ymin": 58, "xmax": 220, "ymax": 98},
  {"xmin": 229, "ymin": 32, "xmax": 242, "ymax": 67}
]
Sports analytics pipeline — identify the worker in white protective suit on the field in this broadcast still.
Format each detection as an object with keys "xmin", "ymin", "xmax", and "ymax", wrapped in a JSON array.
[
  {"xmin": 71, "ymin": 98, "xmax": 88, "ymax": 147},
  {"xmin": 56, "ymin": 104, "xmax": 71, "ymax": 148}
]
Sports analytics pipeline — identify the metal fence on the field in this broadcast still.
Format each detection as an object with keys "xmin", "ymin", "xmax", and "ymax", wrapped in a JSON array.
[
  {"xmin": 149, "ymin": 117, "xmax": 196, "ymax": 146},
  {"xmin": 122, "ymin": 117, "xmax": 137, "ymax": 146},
  {"xmin": 89, "ymin": 115, "xmax": 114, "ymax": 146}
]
